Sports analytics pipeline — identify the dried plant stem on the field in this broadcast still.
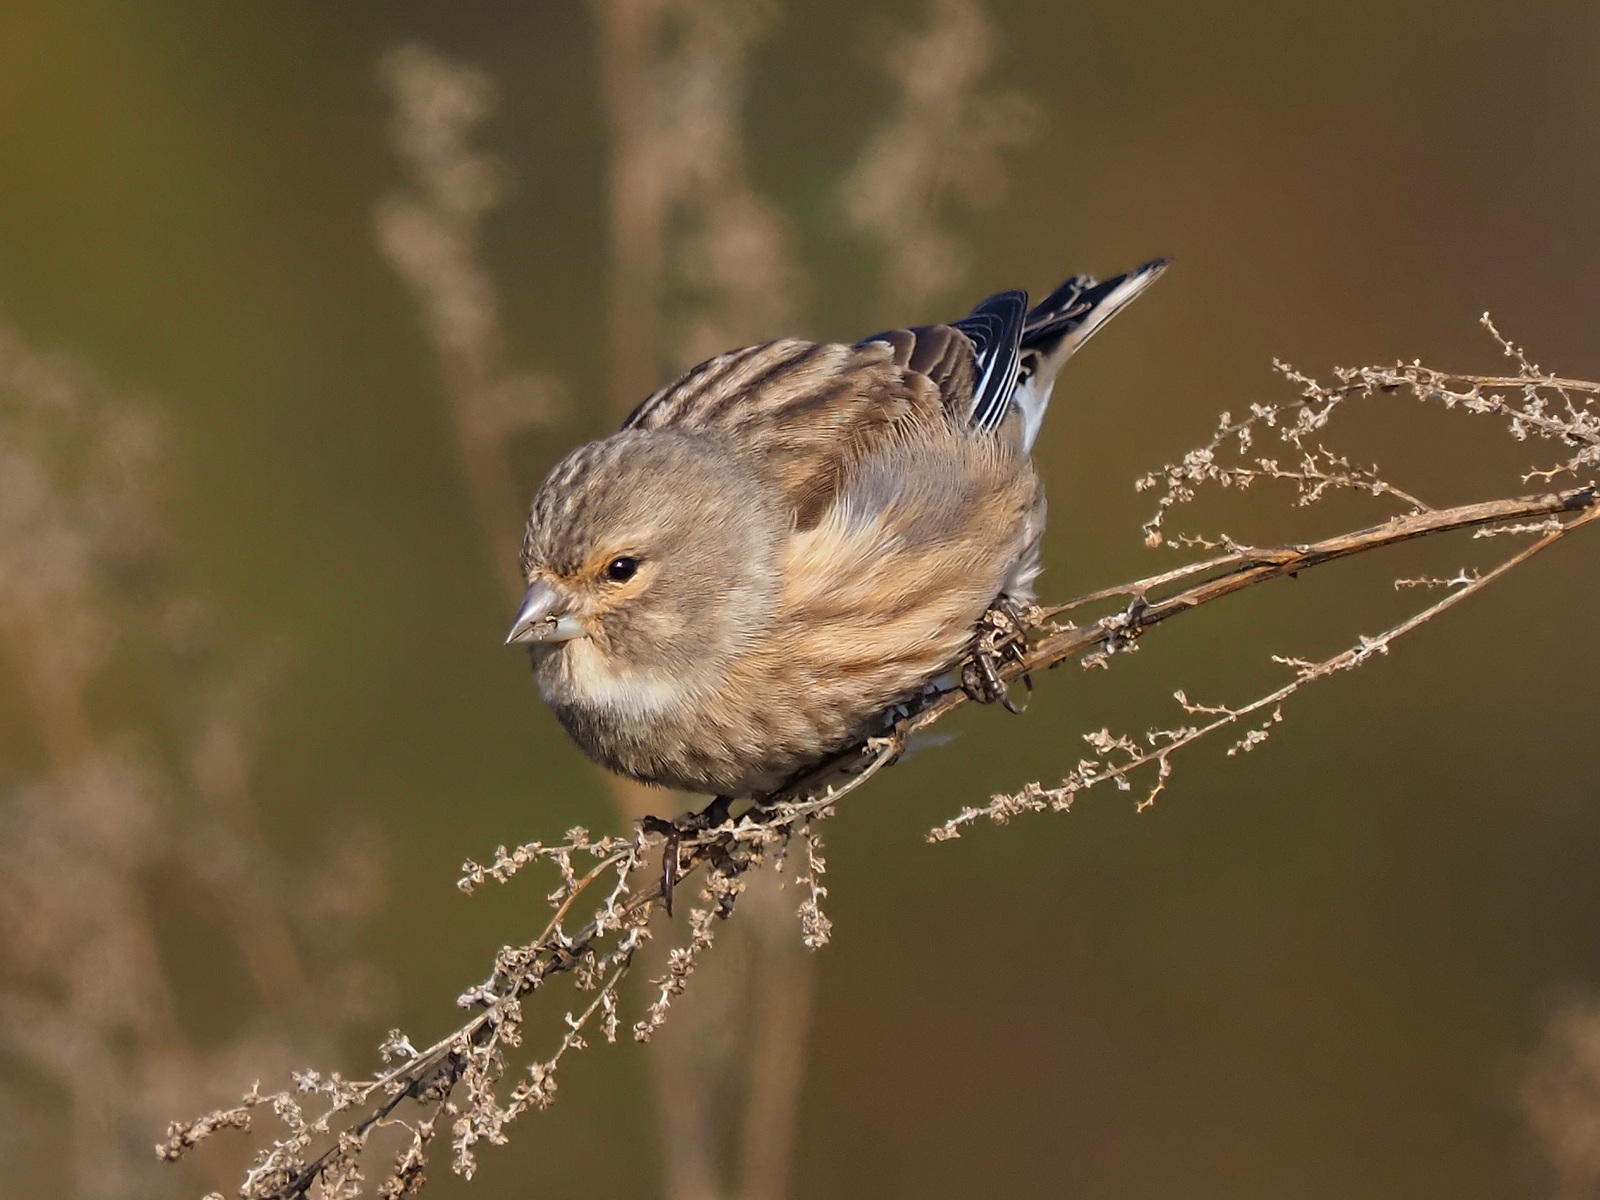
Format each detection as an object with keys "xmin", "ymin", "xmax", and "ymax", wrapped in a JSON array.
[
  {"xmin": 587, "ymin": 9, "xmax": 819, "ymax": 1199},
  {"xmin": 377, "ymin": 26, "xmax": 821, "ymax": 1200},
  {"xmin": 1043, "ymin": 488, "xmax": 1593, "ymax": 644},
  {"xmin": 172, "ymin": 476, "xmax": 1600, "ymax": 1199},
  {"xmin": 164, "ymin": 326, "xmax": 1600, "ymax": 1199},
  {"xmin": 375, "ymin": 43, "xmax": 567, "ymax": 604},
  {"xmin": 1054, "ymin": 487, "xmax": 1594, "ymax": 616},
  {"xmin": 199, "ymin": 752, "xmax": 893, "ymax": 1199},
  {"xmin": 934, "ymin": 498, "xmax": 1600, "ymax": 832}
]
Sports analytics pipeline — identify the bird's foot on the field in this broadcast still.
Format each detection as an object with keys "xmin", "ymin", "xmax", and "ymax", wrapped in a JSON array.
[
  {"xmin": 961, "ymin": 599, "xmax": 1034, "ymax": 714},
  {"xmin": 640, "ymin": 795, "xmax": 735, "ymax": 917}
]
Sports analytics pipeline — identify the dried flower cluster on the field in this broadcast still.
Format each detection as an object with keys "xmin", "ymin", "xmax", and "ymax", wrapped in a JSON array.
[
  {"xmin": 161, "ymin": 787, "xmax": 860, "ymax": 1198},
  {"xmin": 1135, "ymin": 315, "xmax": 1597, "ymax": 547},
  {"xmin": 164, "ymin": 316, "xmax": 1599, "ymax": 1197}
]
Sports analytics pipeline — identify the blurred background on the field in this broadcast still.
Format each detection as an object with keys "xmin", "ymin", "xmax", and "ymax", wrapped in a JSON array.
[{"xmin": 2, "ymin": 1, "xmax": 1600, "ymax": 1198}]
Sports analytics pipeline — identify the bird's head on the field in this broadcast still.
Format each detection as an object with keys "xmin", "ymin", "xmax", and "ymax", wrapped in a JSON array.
[{"xmin": 507, "ymin": 431, "xmax": 784, "ymax": 705}]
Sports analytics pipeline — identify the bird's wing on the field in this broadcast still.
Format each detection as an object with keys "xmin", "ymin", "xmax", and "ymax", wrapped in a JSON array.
[
  {"xmin": 621, "ymin": 338, "xmax": 945, "ymax": 526},
  {"xmin": 1004, "ymin": 258, "xmax": 1170, "ymax": 452},
  {"xmin": 953, "ymin": 289, "xmax": 1028, "ymax": 433},
  {"xmin": 620, "ymin": 291, "xmax": 1028, "ymax": 526},
  {"xmin": 1021, "ymin": 258, "xmax": 1169, "ymax": 366},
  {"xmin": 857, "ymin": 289, "xmax": 1028, "ymax": 433}
]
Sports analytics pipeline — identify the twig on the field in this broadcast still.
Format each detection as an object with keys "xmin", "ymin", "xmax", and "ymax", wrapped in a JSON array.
[
  {"xmin": 159, "ymin": 336, "xmax": 1600, "ymax": 1198},
  {"xmin": 932, "ymin": 500, "xmax": 1600, "ymax": 837}
]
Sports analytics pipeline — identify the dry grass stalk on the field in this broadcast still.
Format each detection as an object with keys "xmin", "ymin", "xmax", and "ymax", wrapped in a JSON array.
[
  {"xmin": 375, "ymin": 21, "xmax": 818, "ymax": 1200},
  {"xmin": 589, "ymin": 6, "xmax": 816, "ymax": 1196},
  {"xmin": 0, "ymin": 317, "xmax": 380, "ymax": 1200},
  {"xmin": 373, "ymin": 16, "xmax": 819, "ymax": 1198},
  {"xmin": 1523, "ymin": 996, "xmax": 1600, "ymax": 1199},
  {"xmin": 374, "ymin": 43, "xmax": 568, "ymax": 602},
  {"xmin": 593, "ymin": 0, "xmax": 802, "ymax": 409},
  {"xmin": 841, "ymin": 0, "xmax": 1036, "ymax": 312},
  {"xmin": 163, "ymin": 320, "xmax": 1600, "ymax": 1198},
  {"xmin": 379, "ymin": 17, "xmax": 1042, "ymax": 1189}
]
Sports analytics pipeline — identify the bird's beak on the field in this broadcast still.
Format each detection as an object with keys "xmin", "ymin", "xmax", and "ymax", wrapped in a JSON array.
[{"xmin": 505, "ymin": 580, "xmax": 586, "ymax": 645}]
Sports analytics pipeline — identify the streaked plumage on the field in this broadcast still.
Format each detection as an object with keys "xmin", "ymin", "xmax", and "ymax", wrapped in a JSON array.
[{"xmin": 509, "ymin": 258, "xmax": 1169, "ymax": 798}]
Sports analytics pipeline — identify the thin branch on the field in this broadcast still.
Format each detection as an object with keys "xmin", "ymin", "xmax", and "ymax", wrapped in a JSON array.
[
  {"xmin": 884, "ymin": 486, "xmax": 1598, "ymax": 774},
  {"xmin": 933, "ymin": 500, "xmax": 1600, "ymax": 837},
  {"xmin": 159, "ymin": 335, "xmax": 1600, "ymax": 1198}
]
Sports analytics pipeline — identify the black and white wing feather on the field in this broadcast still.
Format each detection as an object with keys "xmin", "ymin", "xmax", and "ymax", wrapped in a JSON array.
[
  {"xmin": 617, "ymin": 259, "xmax": 1168, "ymax": 523},
  {"xmin": 1010, "ymin": 257, "xmax": 1170, "ymax": 449},
  {"xmin": 952, "ymin": 288, "xmax": 1028, "ymax": 435}
]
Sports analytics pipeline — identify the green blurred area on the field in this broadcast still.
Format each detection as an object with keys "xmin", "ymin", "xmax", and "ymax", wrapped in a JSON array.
[{"xmin": 2, "ymin": 1, "xmax": 1599, "ymax": 1197}]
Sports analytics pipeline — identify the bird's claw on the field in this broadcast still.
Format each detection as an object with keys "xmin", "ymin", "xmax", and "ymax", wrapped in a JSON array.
[
  {"xmin": 961, "ymin": 600, "xmax": 1034, "ymax": 714},
  {"xmin": 641, "ymin": 795, "xmax": 735, "ymax": 917}
]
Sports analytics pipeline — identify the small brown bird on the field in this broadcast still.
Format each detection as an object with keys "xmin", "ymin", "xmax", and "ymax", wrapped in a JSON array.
[{"xmin": 508, "ymin": 260, "xmax": 1168, "ymax": 805}]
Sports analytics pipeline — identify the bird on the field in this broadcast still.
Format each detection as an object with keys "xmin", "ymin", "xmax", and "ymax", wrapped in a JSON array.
[{"xmin": 508, "ymin": 258, "xmax": 1169, "ymax": 812}]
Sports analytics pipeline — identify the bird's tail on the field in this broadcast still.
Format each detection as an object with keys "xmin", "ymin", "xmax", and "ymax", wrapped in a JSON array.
[{"xmin": 1012, "ymin": 256, "xmax": 1170, "ymax": 450}]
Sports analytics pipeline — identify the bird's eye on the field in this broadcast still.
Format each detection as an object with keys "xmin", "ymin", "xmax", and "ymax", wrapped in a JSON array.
[{"xmin": 604, "ymin": 556, "xmax": 640, "ymax": 583}]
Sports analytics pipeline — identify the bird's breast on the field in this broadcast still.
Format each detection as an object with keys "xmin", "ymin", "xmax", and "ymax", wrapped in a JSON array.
[{"xmin": 538, "ymin": 639, "xmax": 687, "ymax": 722}]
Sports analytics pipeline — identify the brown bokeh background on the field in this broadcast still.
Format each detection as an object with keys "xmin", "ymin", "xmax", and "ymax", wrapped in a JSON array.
[{"xmin": 2, "ymin": 1, "xmax": 1600, "ymax": 1197}]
